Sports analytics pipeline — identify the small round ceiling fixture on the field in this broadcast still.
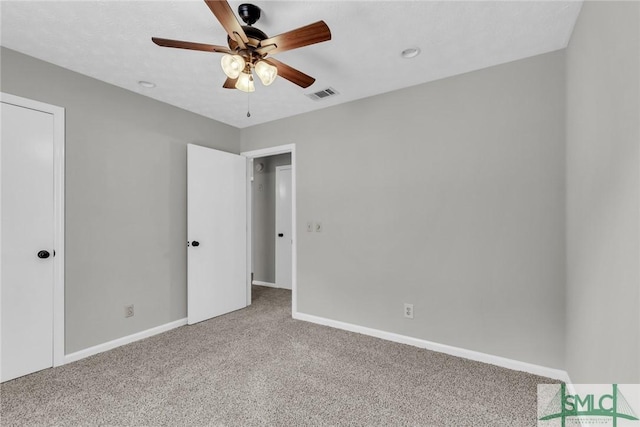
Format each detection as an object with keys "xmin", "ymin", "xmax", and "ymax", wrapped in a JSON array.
[
  {"xmin": 138, "ymin": 80, "xmax": 156, "ymax": 88},
  {"xmin": 401, "ymin": 47, "xmax": 421, "ymax": 59}
]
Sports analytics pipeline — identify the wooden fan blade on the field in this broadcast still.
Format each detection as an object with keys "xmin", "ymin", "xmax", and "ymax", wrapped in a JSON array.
[
  {"xmin": 223, "ymin": 77, "xmax": 238, "ymax": 89},
  {"xmin": 259, "ymin": 21, "xmax": 331, "ymax": 55},
  {"xmin": 152, "ymin": 37, "xmax": 231, "ymax": 54},
  {"xmin": 264, "ymin": 58, "xmax": 315, "ymax": 88},
  {"xmin": 204, "ymin": 0, "xmax": 249, "ymax": 45},
  {"xmin": 254, "ymin": 44, "xmax": 277, "ymax": 56}
]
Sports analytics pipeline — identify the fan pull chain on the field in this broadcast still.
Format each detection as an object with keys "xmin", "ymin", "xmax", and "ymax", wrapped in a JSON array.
[{"xmin": 247, "ymin": 91, "xmax": 251, "ymax": 118}]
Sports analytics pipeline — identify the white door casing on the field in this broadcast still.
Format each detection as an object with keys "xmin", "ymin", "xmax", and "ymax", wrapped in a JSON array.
[
  {"xmin": 275, "ymin": 166, "xmax": 292, "ymax": 290},
  {"xmin": 1, "ymin": 93, "xmax": 65, "ymax": 382},
  {"xmin": 187, "ymin": 144, "xmax": 247, "ymax": 325}
]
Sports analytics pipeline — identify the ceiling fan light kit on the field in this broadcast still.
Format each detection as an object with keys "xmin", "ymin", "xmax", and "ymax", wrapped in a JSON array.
[
  {"xmin": 152, "ymin": 0, "xmax": 331, "ymax": 94},
  {"xmin": 254, "ymin": 60, "xmax": 277, "ymax": 86},
  {"xmin": 235, "ymin": 71, "xmax": 255, "ymax": 93},
  {"xmin": 221, "ymin": 54, "xmax": 245, "ymax": 79}
]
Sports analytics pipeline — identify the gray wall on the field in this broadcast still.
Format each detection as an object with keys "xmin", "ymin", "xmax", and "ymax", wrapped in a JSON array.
[
  {"xmin": 242, "ymin": 51, "xmax": 567, "ymax": 369},
  {"xmin": 0, "ymin": 47, "xmax": 240, "ymax": 353},
  {"xmin": 252, "ymin": 154, "xmax": 292, "ymax": 284},
  {"xmin": 566, "ymin": 2, "xmax": 640, "ymax": 383}
]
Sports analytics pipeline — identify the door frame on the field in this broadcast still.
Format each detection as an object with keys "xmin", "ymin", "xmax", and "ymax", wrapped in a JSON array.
[
  {"xmin": 240, "ymin": 144, "xmax": 297, "ymax": 314},
  {"xmin": 275, "ymin": 165, "xmax": 292, "ymax": 290},
  {"xmin": 0, "ymin": 92, "xmax": 65, "ymax": 367}
]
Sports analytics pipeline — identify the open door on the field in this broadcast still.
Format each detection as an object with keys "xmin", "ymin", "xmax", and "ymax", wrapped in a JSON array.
[{"xmin": 187, "ymin": 144, "xmax": 247, "ymax": 325}]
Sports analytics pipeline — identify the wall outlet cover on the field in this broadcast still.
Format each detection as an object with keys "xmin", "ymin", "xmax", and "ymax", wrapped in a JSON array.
[
  {"xmin": 404, "ymin": 303, "xmax": 414, "ymax": 319},
  {"xmin": 125, "ymin": 304, "xmax": 134, "ymax": 318}
]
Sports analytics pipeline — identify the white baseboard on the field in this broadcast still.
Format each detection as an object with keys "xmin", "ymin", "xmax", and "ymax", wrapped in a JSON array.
[
  {"xmin": 252, "ymin": 280, "xmax": 291, "ymax": 290},
  {"xmin": 64, "ymin": 318, "xmax": 187, "ymax": 364},
  {"xmin": 293, "ymin": 311, "xmax": 570, "ymax": 382},
  {"xmin": 252, "ymin": 280, "xmax": 276, "ymax": 287},
  {"xmin": 61, "ymin": 310, "xmax": 570, "ymax": 382}
]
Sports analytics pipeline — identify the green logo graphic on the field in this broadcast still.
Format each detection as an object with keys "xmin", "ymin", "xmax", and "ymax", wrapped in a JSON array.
[{"xmin": 539, "ymin": 384, "xmax": 639, "ymax": 427}]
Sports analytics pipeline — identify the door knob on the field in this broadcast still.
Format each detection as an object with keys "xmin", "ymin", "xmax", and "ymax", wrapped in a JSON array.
[
  {"xmin": 192, "ymin": 241, "xmax": 200, "ymax": 247},
  {"xmin": 37, "ymin": 250, "xmax": 50, "ymax": 259},
  {"xmin": 278, "ymin": 233, "xmax": 284, "ymax": 237}
]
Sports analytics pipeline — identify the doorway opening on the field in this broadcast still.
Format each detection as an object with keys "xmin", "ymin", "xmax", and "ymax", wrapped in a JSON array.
[
  {"xmin": 241, "ymin": 144, "xmax": 296, "ymax": 315},
  {"xmin": 252, "ymin": 155, "xmax": 292, "ymax": 289}
]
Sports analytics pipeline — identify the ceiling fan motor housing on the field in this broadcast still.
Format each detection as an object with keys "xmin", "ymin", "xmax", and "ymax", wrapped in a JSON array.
[{"xmin": 238, "ymin": 4, "xmax": 261, "ymax": 26}]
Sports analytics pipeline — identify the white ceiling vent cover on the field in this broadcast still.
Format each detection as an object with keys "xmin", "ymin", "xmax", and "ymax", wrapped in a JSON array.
[{"xmin": 306, "ymin": 87, "xmax": 339, "ymax": 101}]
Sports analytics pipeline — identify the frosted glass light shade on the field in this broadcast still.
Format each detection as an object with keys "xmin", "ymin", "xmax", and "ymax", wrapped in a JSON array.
[
  {"xmin": 235, "ymin": 72, "xmax": 255, "ymax": 93},
  {"xmin": 254, "ymin": 60, "xmax": 278, "ymax": 86},
  {"xmin": 221, "ymin": 54, "xmax": 245, "ymax": 79}
]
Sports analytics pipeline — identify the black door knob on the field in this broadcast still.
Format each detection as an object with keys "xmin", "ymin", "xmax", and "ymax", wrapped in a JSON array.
[
  {"xmin": 37, "ymin": 250, "xmax": 50, "ymax": 259},
  {"xmin": 192, "ymin": 241, "xmax": 200, "ymax": 247},
  {"xmin": 278, "ymin": 233, "xmax": 284, "ymax": 237}
]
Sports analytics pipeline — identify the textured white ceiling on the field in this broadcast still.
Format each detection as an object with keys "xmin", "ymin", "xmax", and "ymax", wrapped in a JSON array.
[{"xmin": 0, "ymin": 1, "xmax": 582, "ymax": 129}]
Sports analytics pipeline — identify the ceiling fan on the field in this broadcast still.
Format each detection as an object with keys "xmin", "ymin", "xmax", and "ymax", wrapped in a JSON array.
[{"xmin": 152, "ymin": 0, "xmax": 331, "ymax": 92}]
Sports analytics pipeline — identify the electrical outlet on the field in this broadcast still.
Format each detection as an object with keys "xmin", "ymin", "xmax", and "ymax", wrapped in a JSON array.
[
  {"xmin": 125, "ymin": 304, "xmax": 134, "ymax": 318},
  {"xmin": 404, "ymin": 303, "xmax": 414, "ymax": 319},
  {"xmin": 315, "ymin": 222, "xmax": 322, "ymax": 232},
  {"xmin": 307, "ymin": 222, "xmax": 313, "ymax": 232}
]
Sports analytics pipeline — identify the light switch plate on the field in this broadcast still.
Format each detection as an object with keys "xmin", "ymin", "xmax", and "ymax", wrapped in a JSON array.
[
  {"xmin": 307, "ymin": 222, "xmax": 313, "ymax": 232},
  {"xmin": 315, "ymin": 222, "xmax": 322, "ymax": 232}
]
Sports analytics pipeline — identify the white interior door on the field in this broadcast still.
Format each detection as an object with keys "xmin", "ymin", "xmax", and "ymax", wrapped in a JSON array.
[
  {"xmin": 1, "ymin": 102, "xmax": 55, "ymax": 382},
  {"xmin": 187, "ymin": 144, "xmax": 247, "ymax": 325},
  {"xmin": 275, "ymin": 166, "xmax": 292, "ymax": 289}
]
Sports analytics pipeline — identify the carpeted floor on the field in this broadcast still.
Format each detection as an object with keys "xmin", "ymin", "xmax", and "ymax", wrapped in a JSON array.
[{"xmin": 1, "ymin": 286, "xmax": 555, "ymax": 426}]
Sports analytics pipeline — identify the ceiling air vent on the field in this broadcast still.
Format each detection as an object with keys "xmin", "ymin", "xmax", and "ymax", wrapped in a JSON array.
[{"xmin": 306, "ymin": 87, "xmax": 339, "ymax": 101}]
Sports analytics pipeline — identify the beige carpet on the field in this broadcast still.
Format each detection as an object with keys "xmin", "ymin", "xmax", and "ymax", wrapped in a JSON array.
[{"xmin": 1, "ymin": 286, "xmax": 555, "ymax": 426}]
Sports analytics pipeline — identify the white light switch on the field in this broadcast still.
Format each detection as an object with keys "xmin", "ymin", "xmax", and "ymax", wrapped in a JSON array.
[
  {"xmin": 307, "ymin": 222, "xmax": 313, "ymax": 232},
  {"xmin": 315, "ymin": 222, "xmax": 322, "ymax": 232}
]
